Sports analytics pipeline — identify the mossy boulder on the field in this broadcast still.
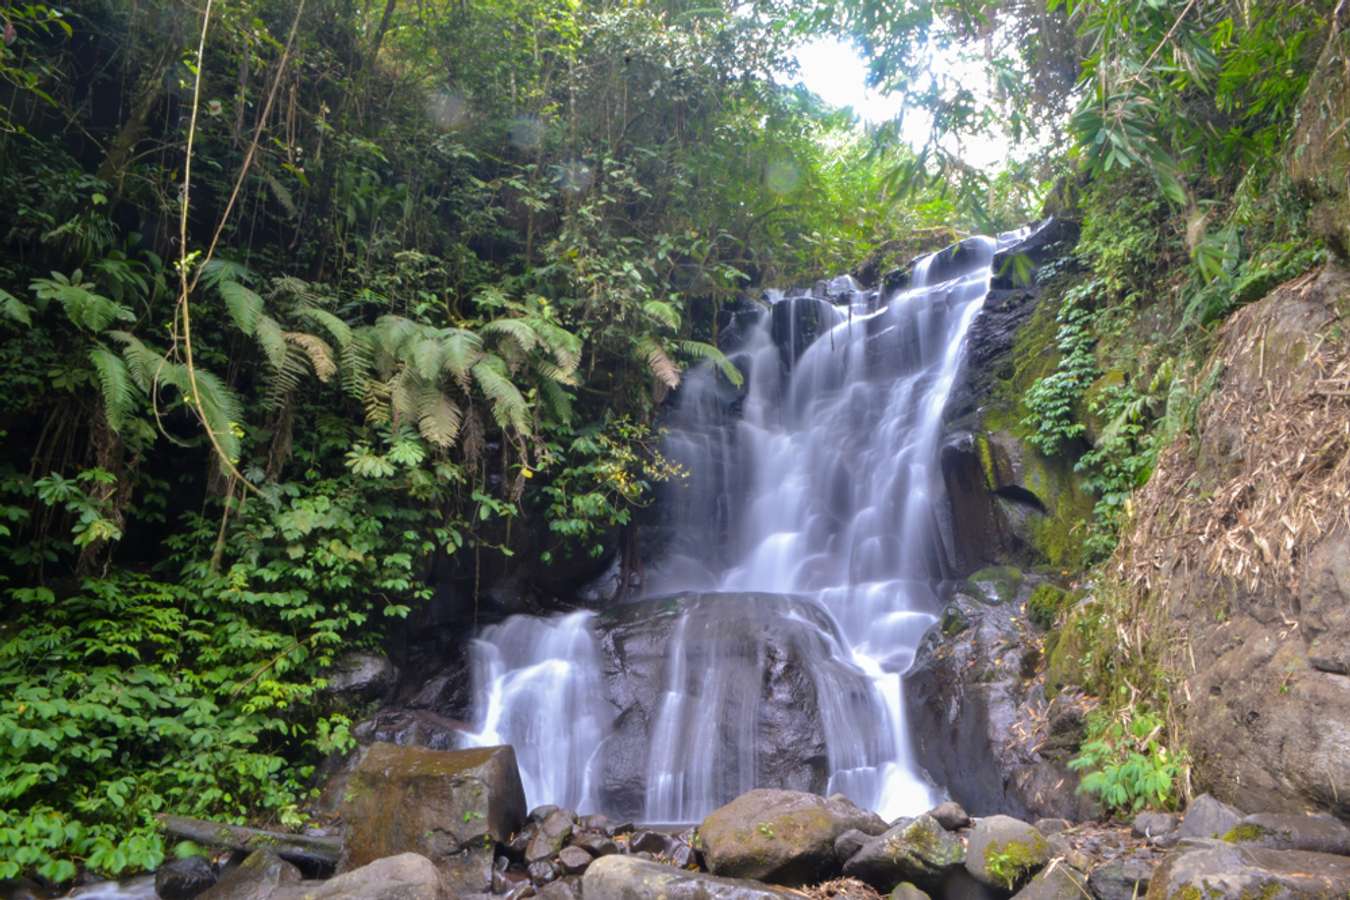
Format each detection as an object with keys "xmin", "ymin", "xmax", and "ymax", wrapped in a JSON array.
[
  {"xmin": 965, "ymin": 816, "xmax": 1049, "ymax": 890},
  {"xmin": 1045, "ymin": 600, "xmax": 1095, "ymax": 693},
  {"xmin": 967, "ymin": 566, "xmax": 1024, "ymax": 605},
  {"xmin": 1144, "ymin": 842, "xmax": 1350, "ymax": 899},
  {"xmin": 1221, "ymin": 814, "xmax": 1350, "ymax": 855},
  {"xmin": 841, "ymin": 815, "xmax": 966, "ymax": 892},
  {"xmin": 1011, "ymin": 861, "xmax": 1091, "ymax": 900},
  {"xmin": 339, "ymin": 743, "xmax": 527, "ymax": 874},
  {"xmin": 699, "ymin": 789, "xmax": 888, "ymax": 885}
]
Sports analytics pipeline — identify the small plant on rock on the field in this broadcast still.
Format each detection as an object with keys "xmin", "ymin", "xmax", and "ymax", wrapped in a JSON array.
[{"xmin": 1069, "ymin": 706, "xmax": 1185, "ymax": 814}]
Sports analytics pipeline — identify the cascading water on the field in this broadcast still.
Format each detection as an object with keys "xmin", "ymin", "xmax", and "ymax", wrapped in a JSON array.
[{"xmin": 465, "ymin": 227, "xmax": 1036, "ymax": 820}]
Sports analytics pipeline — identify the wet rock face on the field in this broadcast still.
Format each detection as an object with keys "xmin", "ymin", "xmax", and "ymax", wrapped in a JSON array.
[
  {"xmin": 323, "ymin": 652, "xmax": 399, "ymax": 705},
  {"xmin": 339, "ymin": 743, "xmax": 527, "ymax": 875},
  {"xmin": 156, "ymin": 856, "xmax": 217, "ymax": 900},
  {"xmin": 904, "ymin": 582, "xmax": 1095, "ymax": 821},
  {"xmin": 596, "ymin": 594, "xmax": 863, "ymax": 819}
]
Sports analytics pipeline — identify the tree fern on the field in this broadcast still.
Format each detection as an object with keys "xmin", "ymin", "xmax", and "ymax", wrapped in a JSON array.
[
  {"xmin": 537, "ymin": 376, "xmax": 574, "ymax": 426},
  {"xmin": 410, "ymin": 336, "xmax": 445, "ymax": 381},
  {"xmin": 483, "ymin": 317, "xmax": 539, "ymax": 355},
  {"xmin": 472, "ymin": 356, "xmax": 531, "ymax": 434},
  {"xmin": 679, "ymin": 339, "xmax": 744, "ymax": 387},
  {"xmin": 255, "ymin": 316, "xmax": 288, "ymax": 369},
  {"xmin": 636, "ymin": 336, "xmax": 680, "ymax": 389},
  {"xmin": 89, "ymin": 346, "xmax": 138, "ymax": 432},
  {"xmin": 185, "ymin": 366, "xmax": 245, "ymax": 463},
  {"xmin": 31, "ymin": 271, "xmax": 133, "ymax": 333},
  {"xmin": 441, "ymin": 329, "xmax": 484, "ymax": 389},
  {"xmin": 642, "ymin": 299, "xmax": 681, "ymax": 331},
  {"xmin": 414, "ymin": 386, "xmax": 463, "ymax": 448},
  {"xmin": 218, "ymin": 280, "xmax": 264, "ymax": 335}
]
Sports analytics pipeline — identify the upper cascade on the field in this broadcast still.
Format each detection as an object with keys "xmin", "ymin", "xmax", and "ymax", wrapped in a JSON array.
[{"xmin": 465, "ymin": 224, "xmax": 1042, "ymax": 821}]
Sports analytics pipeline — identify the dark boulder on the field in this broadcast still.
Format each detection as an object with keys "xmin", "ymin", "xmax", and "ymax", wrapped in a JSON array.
[
  {"xmin": 339, "ymin": 743, "xmax": 526, "ymax": 873},
  {"xmin": 1087, "ymin": 857, "xmax": 1152, "ymax": 900},
  {"xmin": 323, "ymin": 652, "xmax": 398, "ymax": 704},
  {"xmin": 199, "ymin": 851, "xmax": 300, "ymax": 900},
  {"xmin": 155, "ymin": 857, "xmax": 217, "ymax": 900}
]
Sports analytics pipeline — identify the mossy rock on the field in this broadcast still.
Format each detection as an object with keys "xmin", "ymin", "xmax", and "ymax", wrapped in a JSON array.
[
  {"xmin": 965, "ymin": 815, "xmax": 1049, "ymax": 890},
  {"xmin": 1027, "ymin": 583, "xmax": 1070, "ymax": 630},
  {"xmin": 1045, "ymin": 601, "xmax": 1093, "ymax": 693},
  {"xmin": 967, "ymin": 566, "xmax": 1024, "ymax": 605}
]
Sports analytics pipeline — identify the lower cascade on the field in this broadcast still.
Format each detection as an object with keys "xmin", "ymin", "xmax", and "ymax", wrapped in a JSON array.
[{"xmin": 464, "ymin": 227, "xmax": 1037, "ymax": 821}]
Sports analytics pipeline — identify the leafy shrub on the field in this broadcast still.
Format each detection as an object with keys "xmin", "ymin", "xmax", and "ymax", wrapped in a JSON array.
[
  {"xmin": 0, "ymin": 466, "xmax": 443, "ymax": 881},
  {"xmin": 1069, "ymin": 707, "xmax": 1185, "ymax": 814}
]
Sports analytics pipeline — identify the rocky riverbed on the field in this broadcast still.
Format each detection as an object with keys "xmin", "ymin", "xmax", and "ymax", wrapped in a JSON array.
[{"xmin": 25, "ymin": 742, "xmax": 1350, "ymax": 900}]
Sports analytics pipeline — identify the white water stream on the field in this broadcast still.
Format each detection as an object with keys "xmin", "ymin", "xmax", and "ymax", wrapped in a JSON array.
[{"xmin": 465, "ymin": 230, "xmax": 1032, "ymax": 821}]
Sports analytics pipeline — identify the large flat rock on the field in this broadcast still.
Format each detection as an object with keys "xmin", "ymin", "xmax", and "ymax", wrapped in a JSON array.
[
  {"xmin": 339, "ymin": 743, "xmax": 526, "ymax": 871},
  {"xmin": 582, "ymin": 855, "xmax": 800, "ymax": 899}
]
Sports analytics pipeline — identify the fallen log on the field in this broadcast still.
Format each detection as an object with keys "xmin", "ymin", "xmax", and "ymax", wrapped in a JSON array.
[{"xmin": 157, "ymin": 814, "xmax": 341, "ymax": 870}]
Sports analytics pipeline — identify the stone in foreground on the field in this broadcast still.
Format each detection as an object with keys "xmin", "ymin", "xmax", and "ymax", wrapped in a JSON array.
[
  {"xmin": 700, "ymin": 789, "xmax": 888, "ymax": 885},
  {"xmin": 1221, "ymin": 813, "xmax": 1350, "ymax": 855},
  {"xmin": 199, "ymin": 850, "xmax": 300, "ymax": 900},
  {"xmin": 582, "ymin": 855, "xmax": 800, "ymax": 899},
  {"xmin": 1145, "ymin": 843, "xmax": 1350, "ymax": 898},
  {"xmin": 155, "ymin": 856, "xmax": 217, "ymax": 900},
  {"xmin": 1010, "ymin": 862, "xmax": 1090, "ymax": 900},
  {"xmin": 273, "ymin": 853, "xmax": 445, "ymax": 900},
  {"xmin": 1176, "ymin": 794, "xmax": 1244, "ymax": 840},
  {"xmin": 964, "ymin": 816, "xmax": 1049, "ymax": 890},
  {"xmin": 842, "ymin": 815, "xmax": 965, "ymax": 891},
  {"xmin": 339, "ymin": 742, "xmax": 526, "ymax": 871}
]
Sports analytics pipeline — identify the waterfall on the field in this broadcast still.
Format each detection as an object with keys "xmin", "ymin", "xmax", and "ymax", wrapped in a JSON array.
[{"xmin": 464, "ymin": 228, "xmax": 1035, "ymax": 819}]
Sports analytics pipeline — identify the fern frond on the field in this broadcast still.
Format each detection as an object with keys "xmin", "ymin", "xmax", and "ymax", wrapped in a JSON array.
[
  {"xmin": 643, "ymin": 300, "xmax": 682, "ymax": 331},
  {"xmin": 272, "ymin": 275, "xmax": 326, "ymax": 306},
  {"xmin": 1, "ymin": 288, "xmax": 32, "ymax": 326},
  {"xmin": 483, "ymin": 317, "xmax": 538, "ymax": 355},
  {"xmin": 297, "ymin": 306, "xmax": 354, "ymax": 350},
  {"xmin": 389, "ymin": 367, "xmax": 420, "ymax": 425},
  {"xmin": 441, "ymin": 329, "xmax": 483, "ymax": 389},
  {"xmin": 284, "ymin": 332, "xmax": 337, "ymax": 381},
  {"xmin": 89, "ymin": 346, "xmax": 137, "ymax": 432},
  {"xmin": 472, "ymin": 356, "xmax": 531, "ymax": 434},
  {"xmin": 537, "ymin": 376, "xmax": 574, "ymax": 426},
  {"xmin": 219, "ymin": 280, "xmax": 265, "ymax": 335},
  {"xmin": 184, "ymin": 366, "xmax": 245, "ymax": 462},
  {"xmin": 265, "ymin": 345, "xmax": 314, "ymax": 409},
  {"xmin": 637, "ymin": 336, "xmax": 681, "ymax": 389},
  {"xmin": 410, "ymin": 336, "xmax": 445, "ymax": 381},
  {"xmin": 526, "ymin": 317, "xmax": 582, "ymax": 372},
  {"xmin": 415, "ymin": 386, "xmax": 463, "ymax": 448},
  {"xmin": 110, "ymin": 331, "xmax": 170, "ymax": 391},
  {"xmin": 340, "ymin": 330, "xmax": 374, "ymax": 400},
  {"xmin": 362, "ymin": 377, "xmax": 393, "ymax": 426},
  {"xmin": 199, "ymin": 258, "xmax": 255, "ymax": 288},
  {"xmin": 679, "ymin": 339, "xmax": 744, "ymax": 387},
  {"xmin": 31, "ymin": 272, "xmax": 133, "ymax": 333},
  {"xmin": 255, "ymin": 315, "xmax": 288, "ymax": 369},
  {"xmin": 532, "ymin": 358, "xmax": 579, "ymax": 387},
  {"xmin": 371, "ymin": 315, "xmax": 418, "ymax": 370}
]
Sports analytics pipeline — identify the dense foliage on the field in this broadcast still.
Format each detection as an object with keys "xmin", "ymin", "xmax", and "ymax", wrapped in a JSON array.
[{"xmin": 0, "ymin": 0, "xmax": 1341, "ymax": 878}]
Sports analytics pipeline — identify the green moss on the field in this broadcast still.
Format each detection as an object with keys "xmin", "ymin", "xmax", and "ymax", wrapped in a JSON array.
[
  {"xmin": 1222, "ymin": 823, "xmax": 1267, "ymax": 843},
  {"xmin": 968, "ymin": 565, "xmax": 1023, "ymax": 604},
  {"xmin": 1171, "ymin": 887, "xmax": 1205, "ymax": 900},
  {"xmin": 1027, "ymin": 583, "xmax": 1069, "ymax": 629},
  {"xmin": 983, "ymin": 836, "xmax": 1047, "ymax": 890}
]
